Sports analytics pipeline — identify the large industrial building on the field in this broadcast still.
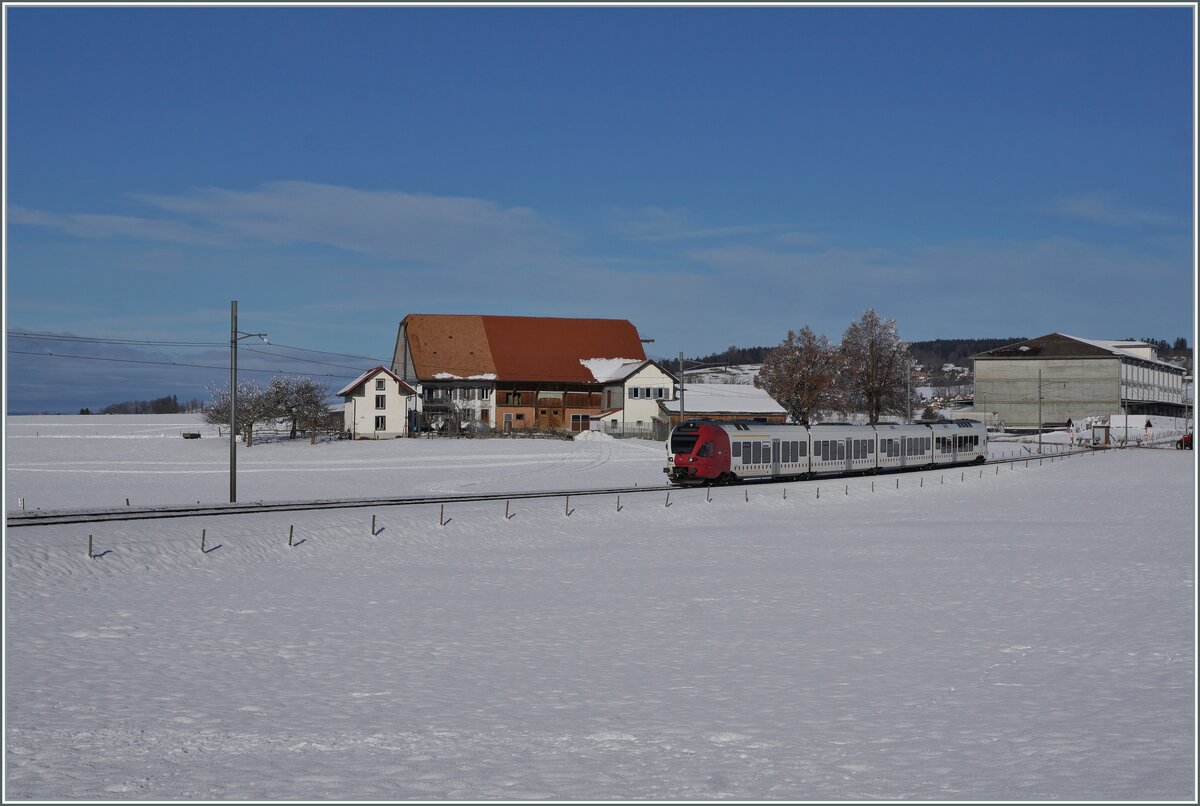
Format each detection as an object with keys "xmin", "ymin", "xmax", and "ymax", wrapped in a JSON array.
[{"xmin": 971, "ymin": 333, "xmax": 1189, "ymax": 430}]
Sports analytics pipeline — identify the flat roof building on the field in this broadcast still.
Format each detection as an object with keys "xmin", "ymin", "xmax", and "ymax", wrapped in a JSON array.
[{"xmin": 972, "ymin": 333, "xmax": 1188, "ymax": 430}]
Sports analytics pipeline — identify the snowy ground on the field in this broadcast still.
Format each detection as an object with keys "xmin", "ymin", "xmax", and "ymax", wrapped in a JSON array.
[{"xmin": 4, "ymin": 415, "xmax": 1196, "ymax": 800}]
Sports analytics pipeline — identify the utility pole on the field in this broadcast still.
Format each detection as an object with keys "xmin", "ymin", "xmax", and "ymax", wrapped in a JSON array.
[
  {"xmin": 229, "ymin": 300, "xmax": 267, "ymax": 503},
  {"xmin": 678, "ymin": 351, "xmax": 685, "ymax": 426},
  {"xmin": 230, "ymin": 300, "xmax": 238, "ymax": 502},
  {"xmin": 907, "ymin": 364, "xmax": 912, "ymax": 424},
  {"xmin": 1038, "ymin": 368, "xmax": 1043, "ymax": 455}
]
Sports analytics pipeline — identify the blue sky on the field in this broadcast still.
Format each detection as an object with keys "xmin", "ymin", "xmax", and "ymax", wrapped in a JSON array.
[{"xmin": 4, "ymin": 4, "xmax": 1196, "ymax": 411}]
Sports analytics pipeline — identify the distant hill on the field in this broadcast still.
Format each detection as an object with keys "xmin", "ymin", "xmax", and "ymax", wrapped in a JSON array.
[
  {"xmin": 907, "ymin": 339, "xmax": 1028, "ymax": 371},
  {"xmin": 685, "ymin": 339, "xmax": 1027, "ymax": 373}
]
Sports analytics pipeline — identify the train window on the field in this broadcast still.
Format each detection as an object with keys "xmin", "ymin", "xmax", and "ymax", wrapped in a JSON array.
[
  {"xmin": 792, "ymin": 441, "xmax": 800, "ymax": 460},
  {"xmin": 852, "ymin": 440, "xmax": 860, "ymax": 460},
  {"xmin": 698, "ymin": 441, "xmax": 713, "ymax": 457},
  {"xmin": 763, "ymin": 444, "xmax": 771, "ymax": 463},
  {"xmin": 797, "ymin": 441, "xmax": 807, "ymax": 457},
  {"xmin": 743, "ymin": 441, "xmax": 751, "ymax": 460},
  {"xmin": 867, "ymin": 441, "xmax": 874, "ymax": 454},
  {"xmin": 752, "ymin": 441, "xmax": 762, "ymax": 464},
  {"xmin": 732, "ymin": 441, "xmax": 741, "ymax": 458},
  {"xmin": 782, "ymin": 442, "xmax": 790, "ymax": 463},
  {"xmin": 671, "ymin": 429, "xmax": 699, "ymax": 455}
]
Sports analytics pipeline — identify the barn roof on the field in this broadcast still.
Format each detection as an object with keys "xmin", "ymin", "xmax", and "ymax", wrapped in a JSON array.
[{"xmin": 401, "ymin": 315, "xmax": 648, "ymax": 383}]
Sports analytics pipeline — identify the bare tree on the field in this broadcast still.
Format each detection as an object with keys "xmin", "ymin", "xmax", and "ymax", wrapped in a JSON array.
[
  {"xmin": 267, "ymin": 376, "xmax": 330, "ymax": 441},
  {"xmin": 202, "ymin": 379, "xmax": 275, "ymax": 447},
  {"xmin": 839, "ymin": 309, "xmax": 913, "ymax": 424},
  {"xmin": 754, "ymin": 326, "xmax": 841, "ymax": 426}
]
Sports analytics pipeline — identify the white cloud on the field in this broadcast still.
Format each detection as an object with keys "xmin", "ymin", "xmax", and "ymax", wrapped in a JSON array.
[
  {"xmin": 1047, "ymin": 192, "xmax": 1183, "ymax": 229},
  {"xmin": 136, "ymin": 182, "xmax": 566, "ymax": 267},
  {"xmin": 8, "ymin": 206, "xmax": 220, "ymax": 245},
  {"xmin": 11, "ymin": 183, "xmax": 569, "ymax": 270},
  {"xmin": 606, "ymin": 205, "xmax": 785, "ymax": 242}
]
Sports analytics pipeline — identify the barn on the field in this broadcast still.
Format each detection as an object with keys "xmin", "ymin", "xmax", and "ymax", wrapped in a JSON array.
[{"xmin": 390, "ymin": 314, "xmax": 663, "ymax": 433}]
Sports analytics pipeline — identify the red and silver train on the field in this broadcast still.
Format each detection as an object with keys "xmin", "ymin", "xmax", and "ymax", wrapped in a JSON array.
[{"xmin": 665, "ymin": 419, "xmax": 988, "ymax": 486}]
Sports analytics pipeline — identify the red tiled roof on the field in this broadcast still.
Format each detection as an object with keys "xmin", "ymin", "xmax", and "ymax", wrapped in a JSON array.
[{"xmin": 403, "ymin": 315, "xmax": 647, "ymax": 383}]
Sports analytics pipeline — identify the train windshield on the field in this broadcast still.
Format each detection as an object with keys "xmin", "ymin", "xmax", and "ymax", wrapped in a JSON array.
[{"xmin": 670, "ymin": 428, "xmax": 700, "ymax": 455}]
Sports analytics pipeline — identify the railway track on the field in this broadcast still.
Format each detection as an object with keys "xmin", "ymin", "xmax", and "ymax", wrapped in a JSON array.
[{"xmin": 5, "ymin": 445, "xmax": 1116, "ymax": 529}]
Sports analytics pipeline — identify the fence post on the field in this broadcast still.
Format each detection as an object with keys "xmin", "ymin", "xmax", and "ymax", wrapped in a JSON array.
[
  {"xmin": 440, "ymin": 504, "xmax": 445, "ymax": 526},
  {"xmin": 201, "ymin": 529, "xmax": 206, "ymax": 553},
  {"xmin": 88, "ymin": 534, "xmax": 93, "ymax": 559},
  {"xmin": 289, "ymin": 525, "xmax": 294, "ymax": 546},
  {"xmin": 371, "ymin": 514, "xmax": 376, "ymax": 535},
  {"xmin": 565, "ymin": 495, "xmax": 571, "ymax": 516},
  {"xmin": 505, "ymin": 500, "xmax": 511, "ymax": 520}
]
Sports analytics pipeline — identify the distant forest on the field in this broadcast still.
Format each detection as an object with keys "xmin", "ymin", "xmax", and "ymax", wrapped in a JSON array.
[
  {"xmin": 80, "ymin": 395, "xmax": 205, "ymax": 416},
  {"xmin": 687, "ymin": 339, "xmax": 1026, "ymax": 369},
  {"xmin": 690, "ymin": 336, "xmax": 1191, "ymax": 372}
]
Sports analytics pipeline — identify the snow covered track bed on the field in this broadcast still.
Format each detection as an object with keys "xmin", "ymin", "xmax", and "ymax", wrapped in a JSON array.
[{"xmin": 4, "ymin": 416, "xmax": 1196, "ymax": 800}]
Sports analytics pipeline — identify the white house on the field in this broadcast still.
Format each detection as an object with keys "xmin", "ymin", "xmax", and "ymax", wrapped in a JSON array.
[
  {"xmin": 338, "ymin": 366, "xmax": 418, "ymax": 439},
  {"xmin": 580, "ymin": 358, "xmax": 678, "ymax": 435}
]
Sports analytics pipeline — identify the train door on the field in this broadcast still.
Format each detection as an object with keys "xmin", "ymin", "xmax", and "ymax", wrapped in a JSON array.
[
  {"xmin": 772, "ymin": 439, "xmax": 781, "ymax": 476},
  {"xmin": 844, "ymin": 438, "xmax": 852, "ymax": 473}
]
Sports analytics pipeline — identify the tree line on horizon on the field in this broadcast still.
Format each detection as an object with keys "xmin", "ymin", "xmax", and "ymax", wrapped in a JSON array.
[
  {"xmin": 78, "ymin": 395, "xmax": 205, "ymax": 416},
  {"xmin": 689, "ymin": 335, "xmax": 1191, "ymax": 372}
]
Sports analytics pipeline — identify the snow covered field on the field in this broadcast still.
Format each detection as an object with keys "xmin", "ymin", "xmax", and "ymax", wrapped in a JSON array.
[{"xmin": 4, "ymin": 415, "xmax": 1196, "ymax": 800}]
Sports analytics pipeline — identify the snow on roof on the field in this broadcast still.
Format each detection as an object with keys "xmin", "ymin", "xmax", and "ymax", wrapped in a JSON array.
[
  {"xmin": 336, "ymin": 366, "xmax": 416, "ymax": 397},
  {"xmin": 659, "ymin": 383, "xmax": 787, "ymax": 415},
  {"xmin": 1060, "ymin": 335, "xmax": 1180, "ymax": 369},
  {"xmin": 433, "ymin": 372, "xmax": 498, "ymax": 381},
  {"xmin": 579, "ymin": 358, "xmax": 646, "ymax": 383}
]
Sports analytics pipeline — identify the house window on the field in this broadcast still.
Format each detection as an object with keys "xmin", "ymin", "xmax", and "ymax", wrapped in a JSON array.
[
  {"xmin": 375, "ymin": 395, "xmax": 386, "ymax": 409},
  {"xmin": 374, "ymin": 415, "xmax": 386, "ymax": 431},
  {"xmin": 375, "ymin": 379, "xmax": 386, "ymax": 391},
  {"xmin": 629, "ymin": 388, "xmax": 640, "ymax": 399},
  {"xmin": 654, "ymin": 388, "xmax": 666, "ymax": 399}
]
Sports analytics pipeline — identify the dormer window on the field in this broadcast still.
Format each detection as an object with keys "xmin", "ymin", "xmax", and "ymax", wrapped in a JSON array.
[{"xmin": 375, "ymin": 379, "xmax": 386, "ymax": 391}]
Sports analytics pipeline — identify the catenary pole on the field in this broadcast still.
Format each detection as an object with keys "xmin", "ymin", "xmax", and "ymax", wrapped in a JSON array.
[
  {"xmin": 678, "ymin": 351, "xmax": 685, "ymax": 426},
  {"xmin": 230, "ymin": 300, "xmax": 238, "ymax": 502}
]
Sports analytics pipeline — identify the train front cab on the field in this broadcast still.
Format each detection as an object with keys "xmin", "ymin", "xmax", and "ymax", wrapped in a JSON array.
[{"xmin": 665, "ymin": 421, "xmax": 731, "ymax": 485}]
